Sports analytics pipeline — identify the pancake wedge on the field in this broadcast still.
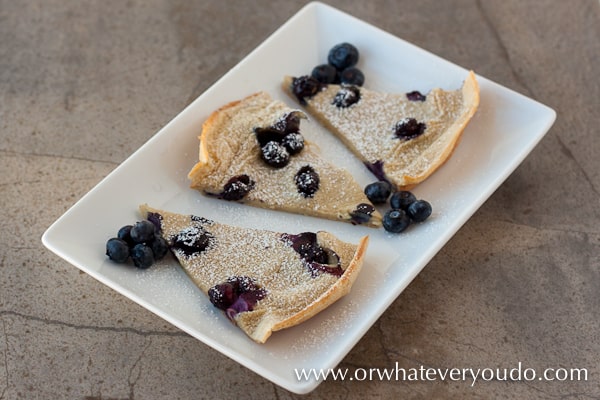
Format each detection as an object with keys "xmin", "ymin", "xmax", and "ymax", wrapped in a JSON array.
[
  {"xmin": 282, "ymin": 71, "xmax": 480, "ymax": 189},
  {"xmin": 140, "ymin": 204, "xmax": 368, "ymax": 343}
]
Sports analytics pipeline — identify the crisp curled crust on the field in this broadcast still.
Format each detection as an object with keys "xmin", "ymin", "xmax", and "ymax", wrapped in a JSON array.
[
  {"xmin": 188, "ymin": 93, "xmax": 268, "ymax": 193},
  {"xmin": 244, "ymin": 234, "xmax": 368, "ymax": 342},
  {"xmin": 139, "ymin": 204, "xmax": 369, "ymax": 343},
  {"xmin": 188, "ymin": 91, "xmax": 382, "ymax": 228},
  {"xmin": 282, "ymin": 71, "xmax": 480, "ymax": 190}
]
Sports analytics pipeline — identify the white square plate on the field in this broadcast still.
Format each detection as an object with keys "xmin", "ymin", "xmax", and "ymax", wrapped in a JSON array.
[{"xmin": 42, "ymin": 1, "xmax": 556, "ymax": 394}]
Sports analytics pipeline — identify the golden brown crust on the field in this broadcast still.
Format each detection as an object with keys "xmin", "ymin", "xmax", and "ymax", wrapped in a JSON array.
[
  {"xmin": 282, "ymin": 71, "xmax": 480, "ymax": 190},
  {"xmin": 393, "ymin": 71, "xmax": 480, "ymax": 189},
  {"xmin": 139, "ymin": 204, "xmax": 369, "ymax": 343},
  {"xmin": 188, "ymin": 94, "xmax": 262, "ymax": 191},
  {"xmin": 258, "ymin": 235, "xmax": 368, "ymax": 339},
  {"xmin": 187, "ymin": 92, "xmax": 382, "ymax": 228}
]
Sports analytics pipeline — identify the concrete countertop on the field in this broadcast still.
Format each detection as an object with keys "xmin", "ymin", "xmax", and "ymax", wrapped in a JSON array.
[{"xmin": 1, "ymin": 0, "xmax": 598, "ymax": 398}]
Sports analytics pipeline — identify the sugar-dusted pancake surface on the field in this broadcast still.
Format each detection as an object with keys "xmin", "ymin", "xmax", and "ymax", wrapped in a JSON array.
[
  {"xmin": 188, "ymin": 91, "xmax": 382, "ymax": 227},
  {"xmin": 282, "ymin": 71, "xmax": 480, "ymax": 189},
  {"xmin": 140, "ymin": 204, "xmax": 368, "ymax": 343}
]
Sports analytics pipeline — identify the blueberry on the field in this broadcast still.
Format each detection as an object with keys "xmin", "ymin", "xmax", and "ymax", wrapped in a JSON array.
[
  {"xmin": 291, "ymin": 75, "xmax": 322, "ymax": 104},
  {"xmin": 295, "ymin": 165, "xmax": 320, "ymax": 197},
  {"xmin": 281, "ymin": 132, "xmax": 304, "ymax": 155},
  {"xmin": 383, "ymin": 209, "xmax": 411, "ymax": 233},
  {"xmin": 311, "ymin": 64, "xmax": 337, "ymax": 84},
  {"xmin": 254, "ymin": 127, "xmax": 285, "ymax": 147},
  {"xmin": 172, "ymin": 226, "xmax": 212, "ymax": 256},
  {"xmin": 130, "ymin": 220, "xmax": 155, "ymax": 243},
  {"xmin": 282, "ymin": 232, "xmax": 343, "ymax": 276},
  {"xmin": 340, "ymin": 67, "xmax": 365, "ymax": 86},
  {"xmin": 106, "ymin": 238, "xmax": 130, "ymax": 263},
  {"xmin": 208, "ymin": 282, "xmax": 235, "ymax": 310},
  {"xmin": 208, "ymin": 277, "xmax": 267, "ymax": 317},
  {"xmin": 364, "ymin": 181, "xmax": 392, "ymax": 204},
  {"xmin": 150, "ymin": 235, "xmax": 169, "ymax": 260},
  {"xmin": 407, "ymin": 200, "xmax": 432, "ymax": 222},
  {"xmin": 117, "ymin": 225, "xmax": 134, "ymax": 245},
  {"xmin": 289, "ymin": 232, "xmax": 321, "ymax": 261},
  {"xmin": 261, "ymin": 141, "xmax": 290, "ymax": 168},
  {"xmin": 350, "ymin": 203, "xmax": 375, "ymax": 225},
  {"xmin": 272, "ymin": 111, "xmax": 303, "ymax": 134},
  {"xmin": 146, "ymin": 212, "xmax": 163, "ymax": 232},
  {"xmin": 406, "ymin": 90, "xmax": 426, "ymax": 101},
  {"xmin": 284, "ymin": 232, "xmax": 316, "ymax": 255},
  {"xmin": 332, "ymin": 85, "xmax": 361, "ymax": 108},
  {"xmin": 389, "ymin": 191, "xmax": 417, "ymax": 210},
  {"xmin": 221, "ymin": 174, "xmax": 255, "ymax": 200},
  {"xmin": 394, "ymin": 118, "xmax": 426, "ymax": 140},
  {"xmin": 310, "ymin": 247, "xmax": 329, "ymax": 265},
  {"xmin": 227, "ymin": 276, "xmax": 260, "ymax": 294},
  {"xmin": 130, "ymin": 243, "xmax": 154, "ymax": 269},
  {"xmin": 328, "ymin": 42, "xmax": 359, "ymax": 70}
]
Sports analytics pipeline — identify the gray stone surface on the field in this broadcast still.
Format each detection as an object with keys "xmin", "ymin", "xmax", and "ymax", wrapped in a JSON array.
[{"xmin": 1, "ymin": 0, "xmax": 598, "ymax": 398}]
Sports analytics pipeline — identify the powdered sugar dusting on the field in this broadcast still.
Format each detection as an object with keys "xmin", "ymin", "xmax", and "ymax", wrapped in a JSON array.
[
  {"xmin": 190, "ymin": 92, "xmax": 381, "ymax": 226},
  {"xmin": 304, "ymin": 82, "xmax": 467, "ymax": 181},
  {"xmin": 289, "ymin": 298, "xmax": 360, "ymax": 353},
  {"xmin": 146, "ymin": 206, "xmax": 360, "ymax": 339}
]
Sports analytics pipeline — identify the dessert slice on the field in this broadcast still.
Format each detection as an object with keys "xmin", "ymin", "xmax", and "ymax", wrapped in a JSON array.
[
  {"xmin": 282, "ymin": 71, "xmax": 480, "ymax": 189},
  {"xmin": 139, "ymin": 204, "xmax": 369, "ymax": 343},
  {"xmin": 187, "ymin": 91, "xmax": 382, "ymax": 228}
]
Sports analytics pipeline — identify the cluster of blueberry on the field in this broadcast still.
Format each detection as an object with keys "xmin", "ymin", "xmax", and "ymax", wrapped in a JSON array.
[
  {"xmin": 364, "ymin": 181, "xmax": 432, "ymax": 233},
  {"xmin": 254, "ymin": 111, "xmax": 305, "ymax": 168},
  {"xmin": 105, "ymin": 220, "xmax": 169, "ymax": 268},
  {"xmin": 311, "ymin": 42, "xmax": 365, "ymax": 86},
  {"xmin": 253, "ymin": 111, "xmax": 322, "ymax": 198},
  {"xmin": 291, "ymin": 42, "xmax": 365, "ymax": 106}
]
